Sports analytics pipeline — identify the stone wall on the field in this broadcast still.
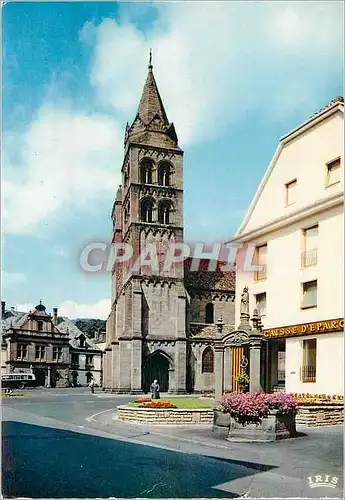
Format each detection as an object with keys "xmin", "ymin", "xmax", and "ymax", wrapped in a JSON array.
[
  {"xmin": 296, "ymin": 404, "xmax": 344, "ymax": 427},
  {"xmin": 117, "ymin": 405, "xmax": 213, "ymax": 425},
  {"xmin": 188, "ymin": 296, "xmax": 235, "ymax": 326}
]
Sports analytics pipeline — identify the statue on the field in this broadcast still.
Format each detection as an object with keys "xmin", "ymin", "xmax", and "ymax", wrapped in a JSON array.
[
  {"xmin": 240, "ymin": 286, "xmax": 249, "ymax": 315},
  {"xmin": 150, "ymin": 379, "xmax": 160, "ymax": 399}
]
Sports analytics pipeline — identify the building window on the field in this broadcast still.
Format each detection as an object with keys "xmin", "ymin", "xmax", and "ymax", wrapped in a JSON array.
[
  {"xmin": 301, "ymin": 338, "xmax": 316, "ymax": 382},
  {"xmin": 158, "ymin": 163, "xmax": 171, "ymax": 186},
  {"xmin": 301, "ymin": 225, "xmax": 318, "ymax": 267},
  {"xmin": 205, "ymin": 303, "xmax": 214, "ymax": 324},
  {"xmin": 37, "ymin": 321, "xmax": 43, "ymax": 331},
  {"xmin": 202, "ymin": 347, "xmax": 214, "ymax": 373},
  {"xmin": 301, "ymin": 280, "xmax": 317, "ymax": 309},
  {"xmin": 254, "ymin": 244, "xmax": 267, "ymax": 281},
  {"xmin": 326, "ymin": 158, "xmax": 341, "ymax": 187},
  {"xmin": 140, "ymin": 198, "xmax": 154, "ymax": 223},
  {"xmin": 86, "ymin": 355, "xmax": 94, "ymax": 367},
  {"xmin": 158, "ymin": 201, "xmax": 172, "ymax": 225},
  {"xmin": 17, "ymin": 344, "xmax": 28, "ymax": 360},
  {"xmin": 255, "ymin": 292, "xmax": 266, "ymax": 317},
  {"xmin": 35, "ymin": 345, "xmax": 46, "ymax": 361},
  {"xmin": 140, "ymin": 160, "xmax": 153, "ymax": 184},
  {"xmin": 53, "ymin": 346, "xmax": 63, "ymax": 362},
  {"xmin": 285, "ymin": 179, "xmax": 297, "ymax": 206},
  {"xmin": 79, "ymin": 336, "xmax": 85, "ymax": 348}
]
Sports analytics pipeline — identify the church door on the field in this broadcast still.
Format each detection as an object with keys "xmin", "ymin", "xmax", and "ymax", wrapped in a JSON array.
[{"xmin": 143, "ymin": 352, "xmax": 170, "ymax": 393}]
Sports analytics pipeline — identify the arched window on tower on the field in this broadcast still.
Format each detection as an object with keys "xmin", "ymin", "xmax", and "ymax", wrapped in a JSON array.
[
  {"xmin": 140, "ymin": 198, "xmax": 154, "ymax": 223},
  {"xmin": 202, "ymin": 347, "xmax": 214, "ymax": 373},
  {"xmin": 158, "ymin": 201, "xmax": 172, "ymax": 225},
  {"xmin": 140, "ymin": 160, "xmax": 153, "ymax": 184},
  {"xmin": 205, "ymin": 303, "xmax": 214, "ymax": 324},
  {"xmin": 124, "ymin": 206, "xmax": 129, "ymax": 226},
  {"xmin": 158, "ymin": 162, "xmax": 171, "ymax": 186}
]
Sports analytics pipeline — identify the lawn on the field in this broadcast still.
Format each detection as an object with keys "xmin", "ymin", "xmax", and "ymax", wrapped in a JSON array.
[{"xmin": 132, "ymin": 397, "xmax": 213, "ymax": 409}]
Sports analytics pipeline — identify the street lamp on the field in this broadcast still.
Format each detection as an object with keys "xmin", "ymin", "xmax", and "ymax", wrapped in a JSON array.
[{"xmin": 216, "ymin": 317, "xmax": 225, "ymax": 336}]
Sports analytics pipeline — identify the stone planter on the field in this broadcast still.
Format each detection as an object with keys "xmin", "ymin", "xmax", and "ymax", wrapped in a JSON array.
[
  {"xmin": 227, "ymin": 410, "xmax": 298, "ymax": 442},
  {"xmin": 213, "ymin": 409, "xmax": 231, "ymax": 428}
]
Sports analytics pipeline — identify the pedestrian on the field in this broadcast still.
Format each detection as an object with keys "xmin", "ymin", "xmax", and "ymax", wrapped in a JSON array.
[
  {"xmin": 89, "ymin": 379, "xmax": 95, "ymax": 394},
  {"xmin": 150, "ymin": 379, "xmax": 160, "ymax": 399}
]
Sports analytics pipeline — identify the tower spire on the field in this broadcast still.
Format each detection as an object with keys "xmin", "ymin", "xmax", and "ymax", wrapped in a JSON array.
[{"xmin": 149, "ymin": 48, "xmax": 153, "ymax": 70}]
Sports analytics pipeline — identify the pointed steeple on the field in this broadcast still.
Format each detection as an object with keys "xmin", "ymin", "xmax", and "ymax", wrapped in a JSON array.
[
  {"xmin": 125, "ymin": 51, "xmax": 179, "ymax": 147},
  {"xmin": 136, "ymin": 50, "xmax": 169, "ymax": 126}
]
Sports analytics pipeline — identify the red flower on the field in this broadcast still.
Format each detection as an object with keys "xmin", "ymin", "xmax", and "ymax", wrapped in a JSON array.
[{"xmin": 142, "ymin": 401, "xmax": 177, "ymax": 408}]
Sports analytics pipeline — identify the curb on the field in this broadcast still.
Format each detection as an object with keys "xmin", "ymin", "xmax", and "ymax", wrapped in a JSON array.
[{"xmin": 88, "ymin": 409, "xmax": 231, "ymax": 451}]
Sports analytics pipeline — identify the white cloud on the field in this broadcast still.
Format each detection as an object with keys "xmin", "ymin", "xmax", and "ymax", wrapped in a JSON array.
[
  {"xmin": 14, "ymin": 298, "xmax": 110, "ymax": 319},
  {"xmin": 3, "ymin": 2, "xmax": 342, "ymax": 237},
  {"xmin": 2, "ymin": 272, "xmax": 27, "ymax": 289},
  {"xmin": 56, "ymin": 299, "xmax": 110, "ymax": 319},
  {"xmin": 83, "ymin": 2, "xmax": 343, "ymax": 146},
  {"xmin": 3, "ymin": 105, "xmax": 122, "ymax": 235}
]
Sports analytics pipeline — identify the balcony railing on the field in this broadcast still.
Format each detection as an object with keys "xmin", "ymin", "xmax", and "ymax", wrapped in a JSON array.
[
  {"xmin": 301, "ymin": 365, "xmax": 316, "ymax": 383},
  {"xmin": 254, "ymin": 264, "xmax": 267, "ymax": 281},
  {"xmin": 301, "ymin": 248, "xmax": 317, "ymax": 268}
]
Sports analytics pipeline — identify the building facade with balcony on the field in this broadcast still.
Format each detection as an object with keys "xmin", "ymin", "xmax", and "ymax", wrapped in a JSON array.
[{"xmin": 232, "ymin": 96, "xmax": 344, "ymax": 396}]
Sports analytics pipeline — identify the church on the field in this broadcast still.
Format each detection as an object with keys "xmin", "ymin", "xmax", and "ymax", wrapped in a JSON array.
[{"xmin": 102, "ymin": 57, "xmax": 240, "ymax": 394}]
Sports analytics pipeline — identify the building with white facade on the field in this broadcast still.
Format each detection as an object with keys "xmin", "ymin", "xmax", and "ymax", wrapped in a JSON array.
[{"xmin": 232, "ymin": 96, "xmax": 344, "ymax": 396}]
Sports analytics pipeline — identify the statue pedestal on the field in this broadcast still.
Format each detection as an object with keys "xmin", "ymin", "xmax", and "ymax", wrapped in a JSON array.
[{"xmin": 239, "ymin": 313, "xmax": 251, "ymax": 331}]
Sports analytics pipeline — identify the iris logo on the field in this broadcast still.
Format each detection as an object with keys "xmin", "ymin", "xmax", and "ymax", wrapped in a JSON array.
[{"xmin": 307, "ymin": 474, "xmax": 339, "ymax": 489}]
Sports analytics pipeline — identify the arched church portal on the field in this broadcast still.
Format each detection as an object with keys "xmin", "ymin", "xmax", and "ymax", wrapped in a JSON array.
[{"xmin": 143, "ymin": 351, "xmax": 171, "ymax": 393}]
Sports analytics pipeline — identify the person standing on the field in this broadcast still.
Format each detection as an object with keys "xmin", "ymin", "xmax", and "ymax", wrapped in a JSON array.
[
  {"xmin": 89, "ymin": 379, "xmax": 95, "ymax": 394},
  {"xmin": 150, "ymin": 379, "xmax": 160, "ymax": 399}
]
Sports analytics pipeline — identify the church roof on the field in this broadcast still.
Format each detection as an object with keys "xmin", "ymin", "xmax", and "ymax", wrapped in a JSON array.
[
  {"xmin": 137, "ymin": 64, "xmax": 169, "ymax": 126},
  {"xmin": 125, "ymin": 55, "xmax": 179, "ymax": 147},
  {"xmin": 184, "ymin": 258, "xmax": 236, "ymax": 292},
  {"xmin": 57, "ymin": 317, "xmax": 102, "ymax": 351}
]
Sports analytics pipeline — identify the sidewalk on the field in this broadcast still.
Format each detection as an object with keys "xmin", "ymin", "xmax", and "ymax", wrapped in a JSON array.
[{"xmin": 89, "ymin": 408, "xmax": 343, "ymax": 498}]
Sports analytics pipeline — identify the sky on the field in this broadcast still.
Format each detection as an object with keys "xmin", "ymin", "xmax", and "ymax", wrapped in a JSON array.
[{"xmin": 2, "ymin": 1, "xmax": 343, "ymax": 319}]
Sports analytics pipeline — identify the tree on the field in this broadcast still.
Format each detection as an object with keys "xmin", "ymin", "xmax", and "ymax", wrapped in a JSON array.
[{"xmin": 73, "ymin": 318, "xmax": 106, "ymax": 338}]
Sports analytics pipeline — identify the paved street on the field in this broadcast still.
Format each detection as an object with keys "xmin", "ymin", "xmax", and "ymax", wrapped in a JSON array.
[{"xmin": 2, "ymin": 388, "xmax": 343, "ymax": 498}]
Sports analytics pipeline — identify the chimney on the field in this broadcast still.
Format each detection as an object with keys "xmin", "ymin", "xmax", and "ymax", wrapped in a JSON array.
[
  {"xmin": 1, "ymin": 301, "xmax": 5, "ymax": 318},
  {"xmin": 52, "ymin": 307, "xmax": 58, "ymax": 325}
]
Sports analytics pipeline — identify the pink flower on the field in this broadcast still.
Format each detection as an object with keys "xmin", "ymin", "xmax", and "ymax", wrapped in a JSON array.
[{"xmin": 220, "ymin": 391, "xmax": 298, "ymax": 426}]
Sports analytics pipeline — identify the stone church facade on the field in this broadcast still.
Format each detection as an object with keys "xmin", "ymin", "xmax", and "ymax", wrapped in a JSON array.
[{"xmin": 103, "ymin": 59, "xmax": 236, "ymax": 394}]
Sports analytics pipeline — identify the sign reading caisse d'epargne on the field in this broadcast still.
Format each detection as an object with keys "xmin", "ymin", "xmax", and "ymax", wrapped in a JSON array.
[{"xmin": 264, "ymin": 318, "xmax": 344, "ymax": 339}]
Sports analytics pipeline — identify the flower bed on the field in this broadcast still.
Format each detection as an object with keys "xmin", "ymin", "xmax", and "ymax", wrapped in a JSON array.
[
  {"xmin": 291, "ymin": 393, "xmax": 343, "ymax": 405},
  {"xmin": 132, "ymin": 398, "xmax": 177, "ymax": 408},
  {"xmin": 220, "ymin": 391, "xmax": 298, "ymax": 426},
  {"xmin": 215, "ymin": 392, "xmax": 298, "ymax": 442}
]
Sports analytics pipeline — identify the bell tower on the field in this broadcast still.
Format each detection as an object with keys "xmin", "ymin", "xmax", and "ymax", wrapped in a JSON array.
[{"xmin": 104, "ymin": 53, "xmax": 187, "ymax": 394}]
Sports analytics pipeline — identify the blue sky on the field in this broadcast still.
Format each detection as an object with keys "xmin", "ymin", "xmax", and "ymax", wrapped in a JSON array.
[{"xmin": 2, "ymin": 1, "xmax": 343, "ymax": 318}]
